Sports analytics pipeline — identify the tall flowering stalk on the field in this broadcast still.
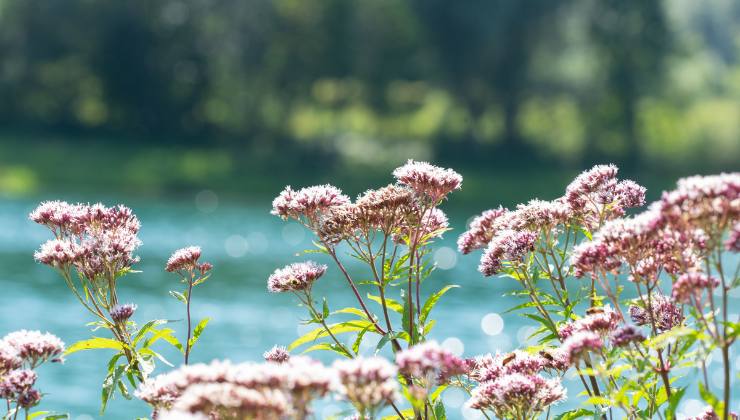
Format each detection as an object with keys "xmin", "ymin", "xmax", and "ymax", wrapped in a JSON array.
[
  {"xmin": 166, "ymin": 246, "xmax": 213, "ymax": 365},
  {"xmin": 269, "ymin": 160, "xmax": 461, "ymax": 418},
  {"xmin": 30, "ymin": 201, "xmax": 192, "ymax": 412},
  {"xmin": 461, "ymin": 167, "xmax": 739, "ymax": 419}
]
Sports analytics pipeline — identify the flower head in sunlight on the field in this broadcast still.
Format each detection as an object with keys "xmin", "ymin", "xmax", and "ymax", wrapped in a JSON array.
[
  {"xmin": 28, "ymin": 201, "xmax": 86, "ymax": 235},
  {"xmin": 332, "ymin": 357, "xmax": 398, "ymax": 414},
  {"xmin": 267, "ymin": 261, "xmax": 327, "ymax": 293},
  {"xmin": 468, "ymin": 373, "xmax": 565, "ymax": 418},
  {"xmin": 560, "ymin": 331, "xmax": 602, "ymax": 365},
  {"xmin": 172, "ymin": 383, "xmax": 289, "ymax": 419},
  {"xmin": 33, "ymin": 239, "xmax": 83, "ymax": 268},
  {"xmin": 457, "ymin": 207, "xmax": 508, "ymax": 254},
  {"xmin": 166, "ymin": 246, "xmax": 211, "ymax": 274},
  {"xmin": 111, "ymin": 303, "xmax": 137, "ymax": 323},
  {"xmin": 558, "ymin": 306, "xmax": 621, "ymax": 339},
  {"xmin": 671, "ymin": 272, "xmax": 719, "ymax": 305},
  {"xmin": 0, "ymin": 342, "xmax": 21, "ymax": 375},
  {"xmin": 271, "ymin": 184, "xmax": 350, "ymax": 225},
  {"xmin": 392, "ymin": 160, "xmax": 462, "ymax": 202},
  {"xmin": 609, "ymin": 325, "xmax": 645, "ymax": 347},
  {"xmin": 478, "ymin": 229, "xmax": 536, "ymax": 276},
  {"xmin": 3, "ymin": 330, "xmax": 64, "ymax": 367},
  {"xmin": 396, "ymin": 341, "xmax": 468, "ymax": 386},
  {"xmin": 0, "ymin": 369, "xmax": 37, "ymax": 400},
  {"xmin": 628, "ymin": 294, "xmax": 683, "ymax": 332},
  {"xmin": 263, "ymin": 345, "xmax": 290, "ymax": 364}
]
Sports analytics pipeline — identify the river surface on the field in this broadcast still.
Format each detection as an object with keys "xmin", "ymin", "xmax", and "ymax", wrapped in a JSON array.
[{"xmin": 0, "ymin": 195, "xmax": 736, "ymax": 419}]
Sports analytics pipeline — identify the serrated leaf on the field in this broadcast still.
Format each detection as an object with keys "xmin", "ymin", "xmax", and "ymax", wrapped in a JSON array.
[{"xmin": 65, "ymin": 337, "xmax": 123, "ymax": 356}]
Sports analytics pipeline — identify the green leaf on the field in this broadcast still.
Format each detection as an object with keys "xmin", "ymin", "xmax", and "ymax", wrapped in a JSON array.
[
  {"xmin": 101, "ymin": 364, "xmax": 126, "ymax": 413},
  {"xmin": 192, "ymin": 274, "xmax": 210, "ymax": 286},
  {"xmin": 133, "ymin": 319, "xmax": 172, "ymax": 346},
  {"xmin": 366, "ymin": 293, "xmax": 404, "ymax": 314},
  {"xmin": 169, "ymin": 290, "xmax": 187, "ymax": 303},
  {"xmin": 142, "ymin": 327, "xmax": 184, "ymax": 353},
  {"xmin": 352, "ymin": 324, "xmax": 373, "ymax": 354},
  {"xmin": 332, "ymin": 307, "xmax": 369, "ymax": 320},
  {"xmin": 698, "ymin": 382, "xmax": 724, "ymax": 417},
  {"xmin": 302, "ymin": 342, "xmax": 352, "ymax": 358},
  {"xmin": 664, "ymin": 387, "xmax": 686, "ymax": 420},
  {"xmin": 553, "ymin": 409, "xmax": 596, "ymax": 420},
  {"xmin": 289, "ymin": 321, "xmax": 373, "ymax": 351},
  {"xmin": 65, "ymin": 337, "xmax": 123, "ymax": 356},
  {"xmin": 322, "ymin": 298, "xmax": 330, "ymax": 319},
  {"xmin": 420, "ymin": 284, "xmax": 458, "ymax": 324},
  {"xmin": 188, "ymin": 318, "xmax": 211, "ymax": 348}
]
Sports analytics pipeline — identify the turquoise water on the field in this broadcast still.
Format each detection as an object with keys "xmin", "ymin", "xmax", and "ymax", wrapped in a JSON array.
[{"xmin": 0, "ymin": 195, "xmax": 737, "ymax": 419}]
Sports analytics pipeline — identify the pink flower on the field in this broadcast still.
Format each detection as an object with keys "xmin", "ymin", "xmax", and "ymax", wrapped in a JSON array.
[
  {"xmin": 0, "ymin": 369, "xmax": 37, "ymax": 399},
  {"xmin": 468, "ymin": 351, "xmax": 548, "ymax": 383},
  {"xmin": 110, "ymin": 303, "xmax": 137, "ymax": 323},
  {"xmin": 560, "ymin": 331, "xmax": 602, "ymax": 365},
  {"xmin": 0, "ymin": 342, "xmax": 21, "ymax": 374},
  {"xmin": 610, "ymin": 325, "xmax": 645, "ymax": 347},
  {"xmin": 468, "ymin": 373, "xmax": 565, "ymax": 418},
  {"xmin": 457, "ymin": 207, "xmax": 507, "ymax": 254},
  {"xmin": 33, "ymin": 239, "xmax": 83, "ymax": 268},
  {"xmin": 628, "ymin": 294, "xmax": 683, "ymax": 332},
  {"xmin": 3, "ymin": 330, "xmax": 65, "ymax": 367},
  {"xmin": 478, "ymin": 229, "xmax": 537, "ymax": 276},
  {"xmin": 615, "ymin": 179, "xmax": 646, "ymax": 208},
  {"xmin": 28, "ymin": 201, "xmax": 86, "ymax": 235},
  {"xmin": 263, "ymin": 346, "xmax": 290, "ymax": 364},
  {"xmin": 558, "ymin": 307, "xmax": 622, "ymax": 339},
  {"xmin": 267, "ymin": 261, "xmax": 327, "ymax": 293},
  {"xmin": 166, "ymin": 246, "xmax": 211, "ymax": 274},
  {"xmin": 271, "ymin": 184, "xmax": 350, "ymax": 223},
  {"xmin": 672, "ymin": 272, "xmax": 719, "ymax": 305},
  {"xmin": 172, "ymin": 383, "xmax": 289, "ymax": 418},
  {"xmin": 333, "ymin": 357, "xmax": 398, "ymax": 414},
  {"xmin": 396, "ymin": 341, "xmax": 468, "ymax": 385},
  {"xmin": 392, "ymin": 160, "xmax": 462, "ymax": 201}
]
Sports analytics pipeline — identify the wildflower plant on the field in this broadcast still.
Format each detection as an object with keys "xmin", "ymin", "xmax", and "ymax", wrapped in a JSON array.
[
  {"xmin": 269, "ymin": 160, "xmax": 463, "ymax": 418},
  {"xmin": 166, "ymin": 246, "xmax": 213, "ymax": 364},
  {"xmin": 460, "ymin": 167, "xmax": 739, "ymax": 419},
  {"xmin": 30, "ymin": 202, "xmax": 206, "ymax": 412}
]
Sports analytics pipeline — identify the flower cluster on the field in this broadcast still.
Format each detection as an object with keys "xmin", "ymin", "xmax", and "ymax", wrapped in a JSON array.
[
  {"xmin": 467, "ymin": 373, "xmax": 565, "ymax": 419},
  {"xmin": 333, "ymin": 357, "xmax": 398, "ymax": 415},
  {"xmin": 560, "ymin": 331, "xmax": 603, "ymax": 365},
  {"xmin": 0, "ymin": 330, "xmax": 64, "ymax": 411},
  {"xmin": 396, "ymin": 341, "xmax": 468, "ymax": 387},
  {"xmin": 271, "ymin": 185, "xmax": 351, "ymax": 226},
  {"xmin": 671, "ymin": 272, "xmax": 719, "ymax": 305},
  {"xmin": 137, "ymin": 357, "xmax": 332, "ymax": 417},
  {"xmin": 461, "ymin": 165, "xmax": 646, "ymax": 276},
  {"xmin": 166, "ymin": 246, "xmax": 212, "ymax": 274},
  {"xmin": 263, "ymin": 346, "xmax": 290, "ymax": 364},
  {"xmin": 392, "ymin": 159, "xmax": 462, "ymax": 202},
  {"xmin": 31, "ymin": 202, "xmax": 142, "ymax": 279},
  {"xmin": 267, "ymin": 261, "xmax": 327, "ymax": 294},
  {"xmin": 3, "ymin": 330, "xmax": 65, "ymax": 368},
  {"xmin": 628, "ymin": 294, "xmax": 684, "ymax": 332},
  {"xmin": 558, "ymin": 307, "xmax": 622, "ymax": 340},
  {"xmin": 110, "ymin": 303, "xmax": 137, "ymax": 324}
]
